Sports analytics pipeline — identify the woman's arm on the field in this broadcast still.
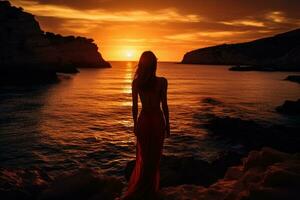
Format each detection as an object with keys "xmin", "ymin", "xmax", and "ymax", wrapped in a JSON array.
[
  {"xmin": 132, "ymin": 80, "xmax": 138, "ymax": 136},
  {"xmin": 161, "ymin": 78, "xmax": 170, "ymax": 137}
]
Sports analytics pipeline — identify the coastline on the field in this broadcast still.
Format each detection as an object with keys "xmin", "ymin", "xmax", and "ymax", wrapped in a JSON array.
[
  {"xmin": 1, "ymin": 63, "xmax": 300, "ymax": 199},
  {"xmin": 1, "ymin": 147, "xmax": 299, "ymax": 200}
]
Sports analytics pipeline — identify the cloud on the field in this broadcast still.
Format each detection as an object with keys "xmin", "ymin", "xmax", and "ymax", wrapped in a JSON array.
[
  {"xmin": 265, "ymin": 11, "xmax": 300, "ymax": 26},
  {"xmin": 220, "ymin": 20, "xmax": 265, "ymax": 27},
  {"xmin": 165, "ymin": 31, "xmax": 249, "ymax": 42},
  {"xmin": 218, "ymin": 10, "xmax": 300, "ymax": 32},
  {"xmin": 266, "ymin": 11, "xmax": 285, "ymax": 23},
  {"xmin": 14, "ymin": 2, "xmax": 201, "ymax": 23}
]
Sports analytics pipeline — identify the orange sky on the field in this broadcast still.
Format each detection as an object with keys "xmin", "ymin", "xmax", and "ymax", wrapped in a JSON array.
[{"xmin": 11, "ymin": 0, "xmax": 300, "ymax": 61}]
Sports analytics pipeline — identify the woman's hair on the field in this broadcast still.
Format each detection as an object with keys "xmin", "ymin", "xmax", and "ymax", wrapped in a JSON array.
[{"xmin": 134, "ymin": 51, "xmax": 157, "ymax": 90}]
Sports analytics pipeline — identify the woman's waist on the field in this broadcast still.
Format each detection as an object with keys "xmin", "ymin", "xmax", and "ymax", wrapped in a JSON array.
[{"xmin": 140, "ymin": 107, "xmax": 162, "ymax": 113}]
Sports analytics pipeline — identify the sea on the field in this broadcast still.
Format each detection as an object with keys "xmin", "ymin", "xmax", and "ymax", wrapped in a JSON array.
[{"xmin": 1, "ymin": 61, "xmax": 300, "ymax": 179}]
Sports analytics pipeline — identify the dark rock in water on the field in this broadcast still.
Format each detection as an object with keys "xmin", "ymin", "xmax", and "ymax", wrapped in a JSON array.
[
  {"xmin": 0, "ymin": 167, "xmax": 52, "ymax": 200},
  {"xmin": 125, "ymin": 152, "xmax": 242, "ymax": 187},
  {"xmin": 205, "ymin": 116, "xmax": 300, "ymax": 153},
  {"xmin": 285, "ymin": 75, "xmax": 300, "ymax": 84},
  {"xmin": 0, "ymin": 167, "xmax": 123, "ymax": 200},
  {"xmin": 276, "ymin": 99, "xmax": 300, "ymax": 115},
  {"xmin": 181, "ymin": 28, "xmax": 300, "ymax": 71},
  {"xmin": 0, "ymin": 1, "xmax": 110, "ymax": 83},
  {"xmin": 39, "ymin": 168, "xmax": 123, "ymax": 200},
  {"xmin": 202, "ymin": 97, "xmax": 222, "ymax": 105}
]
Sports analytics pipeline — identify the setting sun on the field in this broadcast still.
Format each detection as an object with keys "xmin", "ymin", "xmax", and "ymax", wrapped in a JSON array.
[
  {"xmin": 122, "ymin": 48, "xmax": 138, "ymax": 61},
  {"xmin": 126, "ymin": 50, "xmax": 133, "ymax": 58}
]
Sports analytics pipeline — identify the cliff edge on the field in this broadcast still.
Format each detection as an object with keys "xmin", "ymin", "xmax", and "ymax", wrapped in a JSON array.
[
  {"xmin": 181, "ymin": 29, "xmax": 300, "ymax": 71},
  {"xmin": 0, "ymin": 1, "xmax": 110, "ymax": 84}
]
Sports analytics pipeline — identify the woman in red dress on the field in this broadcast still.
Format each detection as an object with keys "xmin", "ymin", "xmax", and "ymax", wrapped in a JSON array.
[{"xmin": 122, "ymin": 51, "xmax": 170, "ymax": 200}]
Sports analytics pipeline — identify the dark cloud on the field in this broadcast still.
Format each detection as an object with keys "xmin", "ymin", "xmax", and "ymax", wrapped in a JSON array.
[{"xmin": 22, "ymin": 0, "xmax": 300, "ymax": 19}]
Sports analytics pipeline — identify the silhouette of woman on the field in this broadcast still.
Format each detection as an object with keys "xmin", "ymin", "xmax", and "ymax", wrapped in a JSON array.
[{"xmin": 122, "ymin": 51, "xmax": 170, "ymax": 200}]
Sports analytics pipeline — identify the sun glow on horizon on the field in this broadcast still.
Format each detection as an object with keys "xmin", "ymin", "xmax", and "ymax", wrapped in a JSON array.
[
  {"xmin": 120, "ymin": 48, "xmax": 138, "ymax": 61},
  {"xmin": 9, "ymin": 0, "xmax": 299, "ymax": 62},
  {"xmin": 126, "ymin": 50, "xmax": 134, "ymax": 58}
]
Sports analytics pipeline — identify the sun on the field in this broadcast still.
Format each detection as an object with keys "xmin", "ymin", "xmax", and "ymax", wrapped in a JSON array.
[
  {"xmin": 121, "ymin": 48, "xmax": 137, "ymax": 61},
  {"xmin": 125, "ymin": 50, "xmax": 134, "ymax": 59}
]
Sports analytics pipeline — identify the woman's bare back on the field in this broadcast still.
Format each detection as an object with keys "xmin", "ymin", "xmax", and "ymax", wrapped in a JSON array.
[
  {"xmin": 131, "ymin": 75, "xmax": 169, "ymax": 137},
  {"xmin": 133, "ymin": 77, "xmax": 167, "ymax": 111}
]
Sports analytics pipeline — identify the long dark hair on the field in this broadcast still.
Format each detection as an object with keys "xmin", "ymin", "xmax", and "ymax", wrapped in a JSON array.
[{"xmin": 134, "ymin": 51, "xmax": 157, "ymax": 90}]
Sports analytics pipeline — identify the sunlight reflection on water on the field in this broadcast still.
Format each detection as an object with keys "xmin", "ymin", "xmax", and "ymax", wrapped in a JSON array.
[{"xmin": 0, "ymin": 61, "xmax": 300, "ymax": 178}]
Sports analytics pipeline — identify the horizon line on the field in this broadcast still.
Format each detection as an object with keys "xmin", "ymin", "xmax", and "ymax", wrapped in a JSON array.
[{"xmin": 107, "ymin": 60, "xmax": 180, "ymax": 63}]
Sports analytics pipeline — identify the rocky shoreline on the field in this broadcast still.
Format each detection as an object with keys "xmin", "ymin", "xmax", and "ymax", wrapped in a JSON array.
[
  {"xmin": 1, "ymin": 96, "xmax": 299, "ymax": 199},
  {"xmin": 1, "ymin": 147, "xmax": 299, "ymax": 200},
  {"xmin": 1, "ymin": 97, "xmax": 299, "ymax": 199},
  {"xmin": 125, "ymin": 152, "xmax": 242, "ymax": 188},
  {"xmin": 162, "ymin": 147, "xmax": 300, "ymax": 200}
]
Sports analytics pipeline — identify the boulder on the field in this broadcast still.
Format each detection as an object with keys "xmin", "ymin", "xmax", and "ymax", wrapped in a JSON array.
[
  {"xmin": 285, "ymin": 75, "xmax": 300, "ymax": 84},
  {"xmin": 0, "ymin": 167, "xmax": 123, "ymax": 200},
  {"xmin": 204, "ymin": 116, "xmax": 300, "ymax": 153},
  {"xmin": 39, "ymin": 168, "xmax": 123, "ymax": 200},
  {"xmin": 162, "ymin": 147, "xmax": 300, "ymax": 200},
  {"xmin": 276, "ymin": 99, "xmax": 300, "ymax": 115},
  {"xmin": 125, "ymin": 152, "xmax": 242, "ymax": 187},
  {"xmin": 0, "ymin": 167, "xmax": 51, "ymax": 200}
]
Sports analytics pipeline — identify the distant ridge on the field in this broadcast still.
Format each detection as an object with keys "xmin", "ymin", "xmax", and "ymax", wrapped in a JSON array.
[
  {"xmin": 0, "ymin": 1, "xmax": 110, "ymax": 84},
  {"xmin": 181, "ymin": 29, "xmax": 300, "ymax": 71}
]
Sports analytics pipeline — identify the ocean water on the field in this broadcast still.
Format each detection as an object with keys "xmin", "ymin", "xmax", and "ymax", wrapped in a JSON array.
[{"xmin": 0, "ymin": 61, "xmax": 300, "ymax": 178}]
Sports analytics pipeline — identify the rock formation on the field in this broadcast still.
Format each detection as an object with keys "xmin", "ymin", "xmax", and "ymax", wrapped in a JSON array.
[
  {"xmin": 162, "ymin": 147, "xmax": 300, "ymax": 200},
  {"xmin": 0, "ymin": 1, "xmax": 110, "ymax": 84},
  {"xmin": 39, "ymin": 168, "xmax": 123, "ymax": 200},
  {"xmin": 125, "ymin": 152, "xmax": 242, "ymax": 187},
  {"xmin": 204, "ymin": 116, "xmax": 300, "ymax": 153},
  {"xmin": 45, "ymin": 32, "xmax": 111, "ymax": 68},
  {"xmin": 276, "ymin": 99, "xmax": 300, "ymax": 115},
  {"xmin": 285, "ymin": 75, "xmax": 300, "ymax": 84},
  {"xmin": 1, "ymin": 148, "xmax": 299, "ymax": 200},
  {"xmin": 181, "ymin": 29, "xmax": 300, "ymax": 71},
  {"xmin": 0, "ymin": 167, "xmax": 123, "ymax": 200}
]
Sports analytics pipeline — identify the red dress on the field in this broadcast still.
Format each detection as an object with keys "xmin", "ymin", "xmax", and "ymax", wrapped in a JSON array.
[{"xmin": 123, "ymin": 107, "xmax": 166, "ymax": 200}]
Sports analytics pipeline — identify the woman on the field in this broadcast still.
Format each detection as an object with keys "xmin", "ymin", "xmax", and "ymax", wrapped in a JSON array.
[{"xmin": 123, "ymin": 51, "xmax": 170, "ymax": 200}]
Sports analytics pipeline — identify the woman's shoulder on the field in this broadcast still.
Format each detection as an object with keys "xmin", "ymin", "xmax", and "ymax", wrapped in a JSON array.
[
  {"xmin": 131, "ymin": 79, "xmax": 138, "ymax": 90},
  {"xmin": 156, "ymin": 77, "xmax": 168, "ymax": 89},
  {"xmin": 132, "ymin": 78, "xmax": 138, "ymax": 85},
  {"xmin": 157, "ymin": 76, "xmax": 167, "ymax": 82},
  {"xmin": 157, "ymin": 76, "xmax": 168, "ymax": 85}
]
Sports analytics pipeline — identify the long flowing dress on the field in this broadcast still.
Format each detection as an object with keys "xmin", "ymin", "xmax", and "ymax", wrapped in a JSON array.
[{"xmin": 123, "ymin": 81, "xmax": 166, "ymax": 200}]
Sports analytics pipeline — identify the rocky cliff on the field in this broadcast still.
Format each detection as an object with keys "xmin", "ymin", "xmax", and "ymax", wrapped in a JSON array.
[
  {"xmin": 45, "ymin": 32, "xmax": 111, "ymax": 68},
  {"xmin": 181, "ymin": 29, "xmax": 300, "ymax": 71},
  {"xmin": 0, "ymin": 1, "xmax": 110, "ymax": 82},
  {"xmin": 1, "ymin": 148, "xmax": 299, "ymax": 200},
  {"xmin": 163, "ymin": 147, "xmax": 300, "ymax": 200}
]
